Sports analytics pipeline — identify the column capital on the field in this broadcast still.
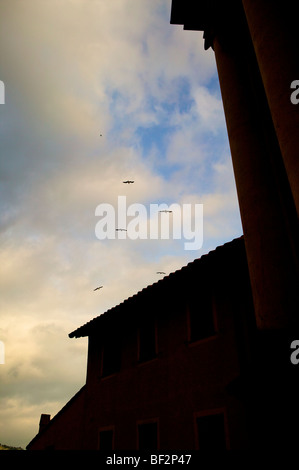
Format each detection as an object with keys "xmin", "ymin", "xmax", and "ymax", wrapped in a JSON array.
[{"xmin": 170, "ymin": 0, "xmax": 244, "ymax": 50}]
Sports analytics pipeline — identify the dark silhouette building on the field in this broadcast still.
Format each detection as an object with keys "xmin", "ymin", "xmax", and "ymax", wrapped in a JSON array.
[
  {"xmin": 27, "ymin": 0, "xmax": 299, "ymax": 450},
  {"xmin": 171, "ymin": 0, "xmax": 299, "ymax": 332},
  {"xmin": 27, "ymin": 237, "xmax": 258, "ymax": 450},
  {"xmin": 170, "ymin": 0, "xmax": 299, "ymax": 449}
]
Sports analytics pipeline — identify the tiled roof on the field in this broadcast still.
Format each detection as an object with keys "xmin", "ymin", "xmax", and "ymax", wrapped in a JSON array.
[
  {"xmin": 26, "ymin": 385, "xmax": 86, "ymax": 449},
  {"xmin": 69, "ymin": 236, "xmax": 244, "ymax": 339}
]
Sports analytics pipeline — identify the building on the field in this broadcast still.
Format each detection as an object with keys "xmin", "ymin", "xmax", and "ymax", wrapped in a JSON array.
[
  {"xmin": 27, "ymin": 237, "xmax": 258, "ymax": 450},
  {"xmin": 170, "ymin": 0, "xmax": 299, "ymax": 331},
  {"xmin": 169, "ymin": 0, "xmax": 299, "ymax": 448},
  {"xmin": 27, "ymin": 1, "xmax": 299, "ymax": 450}
]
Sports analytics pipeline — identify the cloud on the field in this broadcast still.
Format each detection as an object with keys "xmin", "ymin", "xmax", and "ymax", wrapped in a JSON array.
[{"xmin": 0, "ymin": 0, "xmax": 242, "ymax": 449}]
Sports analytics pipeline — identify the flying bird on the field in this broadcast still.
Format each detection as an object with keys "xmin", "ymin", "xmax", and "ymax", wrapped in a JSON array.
[
  {"xmin": 123, "ymin": 180, "xmax": 134, "ymax": 184},
  {"xmin": 157, "ymin": 272, "xmax": 166, "ymax": 275},
  {"xmin": 94, "ymin": 286, "xmax": 103, "ymax": 291},
  {"xmin": 116, "ymin": 228, "xmax": 127, "ymax": 231},
  {"xmin": 159, "ymin": 210, "xmax": 172, "ymax": 213}
]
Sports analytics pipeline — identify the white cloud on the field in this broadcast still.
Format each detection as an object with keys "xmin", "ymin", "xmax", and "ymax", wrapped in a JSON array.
[{"xmin": 0, "ymin": 0, "xmax": 242, "ymax": 449}]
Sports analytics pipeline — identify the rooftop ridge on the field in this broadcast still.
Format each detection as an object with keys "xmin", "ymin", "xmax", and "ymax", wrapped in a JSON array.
[{"xmin": 69, "ymin": 236, "xmax": 243, "ymax": 338}]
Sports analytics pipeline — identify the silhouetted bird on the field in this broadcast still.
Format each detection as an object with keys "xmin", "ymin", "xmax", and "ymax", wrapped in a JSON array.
[
  {"xmin": 94, "ymin": 286, "xmax": 103, "ymax": 291},
  {"xmin": 116, "ymin": 228, "xmax": 127, "ymax": 231},
  {"xmin": 159, "ymin": 210, "xmax": 172, "ymax": 213},
  {"xmin": 157, "ymin": 272, "xmax": 166, "ymax": 274},
  {"xmin": 123, "ymin": 180, "xmax": 134, "ymax": 184}
]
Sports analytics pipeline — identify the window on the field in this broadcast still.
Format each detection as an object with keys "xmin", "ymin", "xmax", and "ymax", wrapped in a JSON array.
[
  {"xmin": 138, "ymin": 316, "xmax": 157, "ymax": 362},
  {"xmin": 98, "ymin": 429, "xmax": 114, "ymax": 450},
  {"xmin": 188, "ymin": 290, "xmax": 215, "ymax": 342},
  {"xmin": 101, "ymin": 338, "xmax": 121, "ymax": 377},
  {"xmin": 196, "ymin": 412, "xmax": 227, "ymax": 450},
  {"xmin": 138, "ymin": 421, "xmax": 158, "ymax": 450}
]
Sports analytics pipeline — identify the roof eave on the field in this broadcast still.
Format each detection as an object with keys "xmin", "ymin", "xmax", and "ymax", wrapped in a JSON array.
[{"xmin": 69, "ymin": 236, "xmax": 244, "ymax": 339}]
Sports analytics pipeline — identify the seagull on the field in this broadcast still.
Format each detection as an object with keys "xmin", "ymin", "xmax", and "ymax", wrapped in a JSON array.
[
  {"xmin": 94, "ymin": 286, "xmax": 103, "ymax": 291},
  {"xmin": 156, "ymin": 272, "xmax": 166, "ymax": 275},
  {"xmin": 123, "ymin": 180, "xmax": 134, "ymax": 184},
  {"xmin": 159, "ymin": 210, "xmax": 172, "ymax": 213}
]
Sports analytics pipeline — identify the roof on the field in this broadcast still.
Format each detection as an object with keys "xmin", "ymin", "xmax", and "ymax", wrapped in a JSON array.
[
  {"xmin": 69, "ymin": 236, "xmax": 245, "ymax": 339},
  {"xmin": 170, "ymin": 0, "xmax": 242, "ymax": 50},
  {"xmin": 26, "ymin": 385, "xmax": 86, "ymax": 449},
  {"xmin": 170, "ymin": 0, "xmax": 213, "ymax": 31}
]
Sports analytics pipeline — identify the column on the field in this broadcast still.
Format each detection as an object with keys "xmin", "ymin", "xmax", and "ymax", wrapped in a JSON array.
[
  {"xmin": 212, "ymin": 4, "xmax": 299, "ymax": 330},
  {"xmin": 242, "ymin": 0, "xmax": 299, "ymax": 217}
]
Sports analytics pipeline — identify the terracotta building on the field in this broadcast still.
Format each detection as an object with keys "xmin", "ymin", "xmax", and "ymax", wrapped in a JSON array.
[
  {"xmin": 27, "ymin": 237, "xmax": 258, "ymax": 450},
  {"xmin": 27, "ymin": 0, "xmax": 299, "ymax": 450}
]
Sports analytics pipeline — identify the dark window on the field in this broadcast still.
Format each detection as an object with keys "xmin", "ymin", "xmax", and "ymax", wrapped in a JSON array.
[
  {"xmin": 102, "ymin": 339, "xmax": 121, "ymax": 377},
  {"xmin": 196, "ymin": 413, "xmax": 226, "ymax": 450},
  {"xmin": 138, "ymin": 422, "xmax": 158, "ymax": 450},
  {"xmin": 188, "ymin": 291, "xmax": 215, "ymax": 342},
  {"xmin": 99, "ymin": 429, "xmax": 114, "ymax": 450},
  {"xmin": 44, "ymin": 444, "xmax": 55, "ymax": 451},
  {"xmin": 139, "ymin": 316, "xmax": 157, "ymax": 362}
]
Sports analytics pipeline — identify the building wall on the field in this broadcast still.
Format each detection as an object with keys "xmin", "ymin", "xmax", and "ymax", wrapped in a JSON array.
[
  {"xmin": 80, "ymin": 239, "xmax": 255, "ymax": 450},
  {"xmin": 28, "ymin": 239, "xmax": 256, "ymax": 450},
  {"xmin": 27, "ymin": 387, "xmax": 86, "ymax": 450}
]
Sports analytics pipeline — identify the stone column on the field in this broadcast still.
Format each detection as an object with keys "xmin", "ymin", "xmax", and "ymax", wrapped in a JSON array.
[
  {"xmin": 242, "ymin": 0, "xmax": 299, "ymax": 217},
  {"xmin": 170, "ymin": 0, "xmax": 299, "ymax": 448},
  {"xmin": 212, "ymin": 5, "xmax": 299, "ymax": 330}
]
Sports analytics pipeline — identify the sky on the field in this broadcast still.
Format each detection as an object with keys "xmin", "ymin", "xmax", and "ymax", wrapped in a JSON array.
[{"xmin": 0, "ymin": 0, "xmax": 242, "ymax": 449}]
